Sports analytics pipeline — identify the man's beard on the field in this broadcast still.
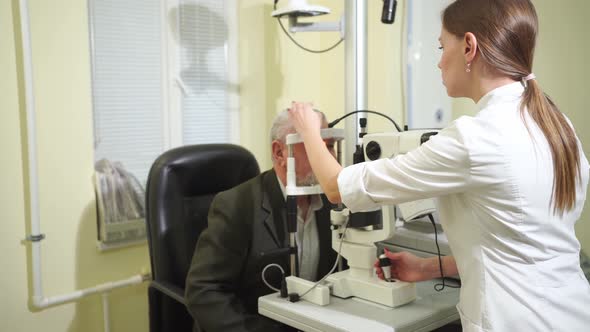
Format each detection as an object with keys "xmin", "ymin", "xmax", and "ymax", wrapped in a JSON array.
[{"xmin": 296, "ymin": 172, "xmax": 318, "ymax": 186}]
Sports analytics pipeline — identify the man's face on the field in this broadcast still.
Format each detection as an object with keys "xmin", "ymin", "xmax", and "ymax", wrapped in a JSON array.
[{"xmin": 276, "ymin": 120, "xmax": 336, "ymax": 186}]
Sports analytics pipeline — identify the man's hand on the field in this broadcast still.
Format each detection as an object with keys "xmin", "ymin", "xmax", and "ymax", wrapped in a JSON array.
[{"xmin": 374, "ymin": 249, "xmax": 429, "ymax": 282}]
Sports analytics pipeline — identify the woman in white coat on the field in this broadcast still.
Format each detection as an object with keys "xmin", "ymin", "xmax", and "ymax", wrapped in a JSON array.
[{"xmin": 288, "ymin": 0, "xmax": 590, "ymax": 331}]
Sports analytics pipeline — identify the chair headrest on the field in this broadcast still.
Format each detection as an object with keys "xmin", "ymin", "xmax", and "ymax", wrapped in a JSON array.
[{"xmin": 145, "ymin": 144, "xmax": 260, "ymax": 285}]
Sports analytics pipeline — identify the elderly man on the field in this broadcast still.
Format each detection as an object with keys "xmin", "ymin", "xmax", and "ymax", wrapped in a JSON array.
[{"xmin": 185, "ymin": 109, "xmax": 339, "ymax": 332}]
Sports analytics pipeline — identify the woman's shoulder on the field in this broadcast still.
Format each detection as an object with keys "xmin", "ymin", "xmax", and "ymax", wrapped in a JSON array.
[
  {"xmin": 441, "ymin": 114, "xmax": 510, "ymax": 158},
  {"xmin": 443, "ymin": 115, "xmax": 485, "ymax": 140}
]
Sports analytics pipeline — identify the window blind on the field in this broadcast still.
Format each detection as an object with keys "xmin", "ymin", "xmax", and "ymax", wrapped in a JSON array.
[
  {"xmin": 90, "ymin": 0, "xmax": 164, "ymax": 183},
  {"xmin": 177, "ymin": 0, "xmax": 231, "ymax": 144},
  {"xmin": 89, "ymin": 0, "xmax": 236, "ymax": 184}
]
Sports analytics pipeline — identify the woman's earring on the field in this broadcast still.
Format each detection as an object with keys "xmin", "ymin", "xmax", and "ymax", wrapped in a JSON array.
[{"xmin": 466, "ymin": 63, "xmax": 471, "ymax": 73}]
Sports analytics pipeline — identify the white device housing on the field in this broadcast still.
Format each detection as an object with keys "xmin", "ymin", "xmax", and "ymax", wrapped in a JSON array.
[
  {"xmin": 362, "ymin": 130, "xmax": 438, "ymax": 221},
  {"xmin": 283, "ymin": 128, "xmax": 415, "ymax": 307},
  {"xmin": 326, "ymin": 208, "xmax": 416, "ymax": 307},
  {"xmin": 285, "ymin": 276, "xmax": 331, "ymax": 305}
]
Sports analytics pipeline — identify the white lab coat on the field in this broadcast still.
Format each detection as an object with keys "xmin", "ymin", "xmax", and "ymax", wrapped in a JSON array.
[{"xmin": 338, "ymin": 82, "xmax": 590, "ymax": 331}]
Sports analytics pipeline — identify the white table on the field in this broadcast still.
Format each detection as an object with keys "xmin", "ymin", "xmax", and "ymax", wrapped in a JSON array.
[{"xmin": 259, "ymin": 279, "xmax": 460, "ymax": 332}]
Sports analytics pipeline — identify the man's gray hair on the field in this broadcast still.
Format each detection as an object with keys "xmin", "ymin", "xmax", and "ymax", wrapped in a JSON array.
[
  {"xmin": 269, "ymin": 108, "xmax": 327, "ymax": 161},
  {"xmin": 270, "ymin": 108, "xmax": 327, "ymax": 143}
]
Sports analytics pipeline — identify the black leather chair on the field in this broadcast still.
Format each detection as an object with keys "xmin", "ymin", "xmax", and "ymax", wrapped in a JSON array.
[{"xmin": 145, "ymin": 144, "xmax": 260, "ymax": 332}]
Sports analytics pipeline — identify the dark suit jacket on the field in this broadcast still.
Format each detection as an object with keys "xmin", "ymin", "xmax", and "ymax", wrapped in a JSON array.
[{"xmin": 185, "ymin": 169, "xmax": 337, "ymax": 332}]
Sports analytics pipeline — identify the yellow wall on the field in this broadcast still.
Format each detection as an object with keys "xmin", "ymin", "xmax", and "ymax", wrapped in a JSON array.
[
  {"xmin": 238, "ymin": 0, "xmax": 325, "ymax": 168},
  {"xmin": 254, "ymin": 0, "xmax": 590, "ymax": 251},
  {"xmin": 242, "ymin": 0, "xmax": 407, "ymax": 166},
  {"xmin": 535, "ymin": 0, "xmax": 590, "ymax": 254},
  {"xmin": 2, "ymin": 1, "xmax": 149, "ymax": 331},
  {"xmin": 2, "ymin": 0, "xmax": 588, "ymax": 331}
]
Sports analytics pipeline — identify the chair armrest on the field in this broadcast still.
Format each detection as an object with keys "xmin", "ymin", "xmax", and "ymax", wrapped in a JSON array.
[{"xmin": 150, "ymin": 280, "xmax": 186, "ymax": 305}]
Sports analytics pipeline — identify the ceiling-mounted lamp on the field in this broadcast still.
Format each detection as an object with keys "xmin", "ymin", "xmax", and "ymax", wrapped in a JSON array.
[{"xmin": 271, "ymin": 0, "xmax": 331, "ymax": 18}]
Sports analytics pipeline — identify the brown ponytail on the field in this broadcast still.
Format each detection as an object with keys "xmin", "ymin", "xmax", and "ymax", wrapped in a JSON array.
[
  {"xmin": 443, "ymin": 0, "xmax": 581, "ymax": 214},
  {"xmin": 522, "ymin": 80, "xmax": 580, "ymax": 213}
]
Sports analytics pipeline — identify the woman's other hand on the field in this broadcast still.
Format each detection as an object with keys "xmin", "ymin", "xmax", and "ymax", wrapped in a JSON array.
[{"xmin": 374, "ymin": 249, "xmax": 429, "ymax": 282}]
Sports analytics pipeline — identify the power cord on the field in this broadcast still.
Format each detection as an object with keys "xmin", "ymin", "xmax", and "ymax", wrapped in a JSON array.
[
  {"xmin": 427, "ymin": 213, "xmax": 461, "ymax": 291},
  {"xmin": 262, "ymin": 263, "xmax": 286, "ymax": 293},
  {"xmin": 328, "ymin": 110, "xmax": 403, "ymax": 132},
  {"xmin": 273, "ymin": 0, "xmax": 344, "ymax": 54}
]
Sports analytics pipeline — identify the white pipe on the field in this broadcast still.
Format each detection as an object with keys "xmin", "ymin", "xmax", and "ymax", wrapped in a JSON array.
[
  {"xmin": 344, "ymin": 0, "xmax": 368, "ymax": 166},
  {"xmin": 33, "ymin": 275, "xmax": 148, "ymax": 308},
  {"xmin": 18, "ymin": 0, "xmax": 45, "ymax": 307},
  {"xmin": 18, "ymin": 0, "xmax": 149, "ymax": 311},
  {"xmin": 102, "ymin": 292, "xmax": 111, "ymax": 332}
]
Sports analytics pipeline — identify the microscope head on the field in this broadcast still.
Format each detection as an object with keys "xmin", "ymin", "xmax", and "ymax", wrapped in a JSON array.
[
  {"xmin": 363, "ymin": 130, "xmax": 439, "ymax": 161},
  {"xmin": 362, "ymin": 130, "xmax": 440, "ymax": 222}
]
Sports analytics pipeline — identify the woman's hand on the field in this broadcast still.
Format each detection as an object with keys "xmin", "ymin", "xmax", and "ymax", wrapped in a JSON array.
[
  {"xmin": 374, "ymin": 249, "xmax": 429, "ymax": 282},
  {"xmin": 288, "ymin": 101, "xmax": 322, "ymax": 139}
]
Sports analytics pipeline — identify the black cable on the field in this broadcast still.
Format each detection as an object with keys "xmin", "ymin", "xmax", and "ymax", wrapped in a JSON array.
[
  {"xmin": 278, "ymin": 19, "xmax": 344, "ymax": 53},
  {"xmin": 274, "ymin": 1, "xmax": 344, "ymax": 54},
  {"xmin": 328, "ymin": 110, "xmax": 403, "ymax": 132},
  {"xmin": 428, "ymin": 214, "xmax": 460, "ymax": 291}
]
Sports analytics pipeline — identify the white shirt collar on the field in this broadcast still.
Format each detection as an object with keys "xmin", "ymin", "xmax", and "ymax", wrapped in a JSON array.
[{"xmin": 476, "ymin": 81, "xmax": 525, "ymax": 112}]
